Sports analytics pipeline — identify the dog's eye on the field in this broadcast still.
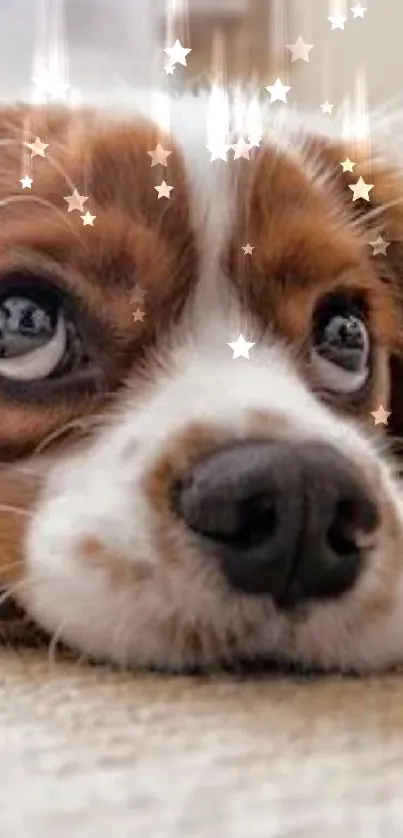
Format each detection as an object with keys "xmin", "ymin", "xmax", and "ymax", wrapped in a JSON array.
[
  {"xmin": 0, "ymin": 283, "xmax": 82, "ymax": 381},
  {"xmin": 311, "ymin": 295, "xmax": 370, "ymax": 393}
]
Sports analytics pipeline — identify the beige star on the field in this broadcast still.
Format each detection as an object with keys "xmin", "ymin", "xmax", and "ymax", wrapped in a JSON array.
[
  {"xmin": 341, "ymin": 157, "xmax": 356, "ymax": 172},
  {"xmin": 20, "ymin": 175, "xmax": 33, "ymax": 189},
  {"xmin": 369, "ymin": 235, "xmax": 390, "ymax": 256},
  {"xmin": 321, "ymin": 101, "xmax": 334, "ymax": 114},
  {"xmin": 227, "ymin": 334, "xmax": 256, "ymax": 360},
  {"xmin": 26, "ymin": 136, "xmax": 49, "ymax": 158},
  {"xmin": 80, "ymin": 211, "xmax": 96, "ymax": 226},
  {"xmin": 349, "ymin": 176, "xmax": 374, "ymax": 202},
  {"xmin": 328, "ymin": 15, "xmax": 347, "ymax": 30},
  {"xmin": 265, "ymin": 77, "xmax": 291, "ymax": 103},
  {"xmin": 371, "ymin": 405, "xmax": 391, "ymax": 426},
  {"xmin": 232, "ymin": 138, "xmax": 251, "ymax": 160},
  {"xmin": 129, "ymin": 284, "xmax": 147, "ymax": 305},
  {"xmin": 164, "ymin": 39, "xmax": 191, "ymax": 67},
  {"xmin": 147, "ymin": 143, "xmax": 172, "ymax": 167},
  {"xmin": 132, "ymin": 308, "xmax": 145, "ymax": 323},
  {"xmin": 64, "ymin": 188, "xmax": 88, "ymax": 213},
  {"xmin": 242, "ymin": 243, "xmax": 255, "ymax": 255},
  {"xmin": 154, "ymin": 180, "xmax": 173, "ymax": 199},
  {"xmin": 286, "ymin": 35, "xmax": 314, "ymax": 63},
  {"xmin": 351, "ymin": 3, "xmax": 366, "ymax": 18}
]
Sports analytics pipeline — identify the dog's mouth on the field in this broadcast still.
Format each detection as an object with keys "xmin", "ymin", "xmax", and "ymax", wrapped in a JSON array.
[{"xmin": 0, "ymin": 591, "xmax": 50, "ymax": 647}]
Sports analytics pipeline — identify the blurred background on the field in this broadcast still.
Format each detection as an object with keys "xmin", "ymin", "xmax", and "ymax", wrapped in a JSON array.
[{"xmin": 0, "ymin": 0, "xmax": 399, "ymax": 112}]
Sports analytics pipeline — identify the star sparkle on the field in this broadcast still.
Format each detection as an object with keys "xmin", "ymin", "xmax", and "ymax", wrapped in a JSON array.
[
  {"xmin": 328, "ymin": 14, "xmax": 347, "ymax": 30},
  {"xmin": 26, "ymin": 136, "xmax": 49, "ymax": 158},
  {"xmin": 369, "ymin": 235, "xmax": 390, "ymax": 256},
  {"xmin": 154, "ymin": 180, "xmax": 173, "ymax": 199},
  {"xmin": 248, "ymin": 132, "xmax": 262, "ymax": 149},
  {"xmin": 129, "ymin": 284, "xmax": 147, "ymax": 305},
  {"xmin": 265, "ymin": 77, "xmax": 291, "ymax": 104},
  {"xmin": 164, "ymin": 39, "xmax": 191, "ymax": 67},
  {"xmin": 349, "ymin": 176, "xmax": 374, "ymax": 202},
  {"xmin": 147, "ymin": 143, "xmax": 172, "ymax": 167},
  {"xmin": 321, "ymin": 101, "xmax": 334, "ymax": 114},
  {"xmin": 351, "ymin": 3, "xmax": 366, "ymax": 18},
  {"xmin": 80, "ymin": 211, "xmax": 96, "ymax": 226},
  {"xmin": 164, "ymin": 63, "xmax": 176, "ymax": 75},
  {"xmin": 19, "ymin": 175, "xmax": 33, "ymax": 189},
  {"xmin": 242, "ymin": 243, "xmax": 255, "ymax": 255},
  {"xmin": 206, "ymin": 143, "xmax": 231, "ymax": 162},
  {"xmin": 64, "ymin": 188, "xmax": 88, "ymax": 213},
  {"xmin": 232, "ymin": 138, "xmax": 251, "ymax": 160},
  {"xmin": 371, "ymin": 405, "xmax": 391, "ymax": 425},
  {"xmin": 132, "ymin": 308, "xmax": 146, "ymax": 323},
  {"xmin": 31, "ymin": 69, "xmax": 70, "ymax": 100},
  {"xmin": 286, "ymin": 35, "xmax": 314, "ymax": 63},
  {"xmin": 227, "ymin": 334, "xmax": 256, "ymax": 359},
  {"xmin": 341, "ymin": 157, "xmax": 356, "ymax": 172}
]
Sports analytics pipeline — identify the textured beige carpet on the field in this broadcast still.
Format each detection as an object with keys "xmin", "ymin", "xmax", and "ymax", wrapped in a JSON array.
[{"xmin": 1, "ymin": 648, "xmax": 403, "ymax": 837}]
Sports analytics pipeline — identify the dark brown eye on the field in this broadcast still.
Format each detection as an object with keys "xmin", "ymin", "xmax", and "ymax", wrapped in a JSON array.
[
  {"xmin": 0, "ymin": 279, "xmax": 84, "ymax": 382},
  {"xmin": 311, "ymin": 294, "xmax": 370, "ymax": 393}
]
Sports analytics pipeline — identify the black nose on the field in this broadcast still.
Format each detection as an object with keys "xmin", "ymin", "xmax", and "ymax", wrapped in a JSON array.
[{"xmin": 173, "ymin": 440, "xmax": 379, "ymax": 608}]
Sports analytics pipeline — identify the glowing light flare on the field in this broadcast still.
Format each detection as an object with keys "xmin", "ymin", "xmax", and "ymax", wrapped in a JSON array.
[{"xmin": 206, "ymin": 83, "xmax": 230, "ymax": 162}]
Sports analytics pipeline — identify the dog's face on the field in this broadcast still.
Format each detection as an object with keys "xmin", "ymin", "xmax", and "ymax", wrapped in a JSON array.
[{"xmin": 2, "ymin": 101, "xmax": 403, "ymax": 672}]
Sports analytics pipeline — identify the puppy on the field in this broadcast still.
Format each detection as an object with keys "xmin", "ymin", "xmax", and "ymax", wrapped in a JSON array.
[{"xmin": 1, "ymin": 98, "xmax": 403, "ymax": 673}]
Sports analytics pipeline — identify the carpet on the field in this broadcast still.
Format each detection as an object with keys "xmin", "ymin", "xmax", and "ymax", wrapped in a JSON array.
[{"xmin": 1, "ymin": 647, "xmax": 403, "ymax": 836}]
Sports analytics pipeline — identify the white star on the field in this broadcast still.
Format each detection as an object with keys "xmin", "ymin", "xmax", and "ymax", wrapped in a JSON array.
[
  {"xmin": 26, "ymin": 136, "xmax": 49, "ymax": 158},
  {"xmin": 349, "ymin": 176, "xmax": 374, "ymax": 202},
  {"xmin": 164, "ymin": 39, "xmax": 191, "ymax": 67},
  {"xmin": 242, "ymin": 243, "xmax": 255, "ymax": 255},
  {"xmin": 328, "ymin": 15, "xmax": 347, "ymax": 30},
  {"xmin": 206, "ymin": 143, "xmax": 231, "ymax": 162},
  {"xmin": 248, "ymin": 132, "xmax": 262, "ymax": 149},
  {"xmin": 147, "ymin": 143, "xmax": 172, "ymax": 167},
  {"xmin": 371, "ymin": 405, "xmax": 391, "ymax": 426},
  {"xmin": 80, "ymin": 211, "xmax": 96, "ymax": 226},
  {"xmin": 132, "ymin": 308, "xmax": 146, "ymax": 323},
  {"xmin": 286, "ymin": 35, "xmax": 314, "ymax": 63},
  {"xmin": 154, "ymin": 180, "xmax": 174, "ymax": 199},
  {"xmin": 164, "ymin": 63, "xmax": 176, "ymax": 75},
  {"xmin": 19, "ymin": 175, "xmax": 33, "ymax": 189},
  {"xmin": 64, "ymin": 188, "xmax": 88, "ymax": 213},
  {"xmin": 351, "ymin": 3, "xmax": 366, "ymax": 18},
  {"xmin": 227, "ymin": 334, "xmax": 256, "ymax": 360},
  {"xmin": 265, "ymin": 77, "xmax": 291, "ymax": 103},
  {"xmin": 340, "ymin": 157, "xmax": 356, "ymax": 172},
  {"xmin": 129, "ymin": 285, "xmax": 147, "ymax": 305},
  {"xmin": 31, "ymin": 69, "xmax": 70, "ymax": 100},
  {"xmin": 321, "ymin": 101, "xmax": 334, "ymax": 114},
  {"xmin": 369, "ymin": 235, "xmax": 390, "ymax": 256},
  {"xmin": 232, "ymin": 138, "xmax": 251, "ymax": 160}
]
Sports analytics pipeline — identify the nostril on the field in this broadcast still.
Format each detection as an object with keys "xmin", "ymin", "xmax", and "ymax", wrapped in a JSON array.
[
  {"xmin": 173, "ymin": 471, "xmax": 277, "ymax": 550},
  {"xmin": 326, "ymin": 496, "xmax": 379, "ymax": 558}
]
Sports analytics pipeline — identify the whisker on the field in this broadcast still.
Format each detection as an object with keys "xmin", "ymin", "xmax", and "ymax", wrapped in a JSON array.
[
  {"xmin": 33, "ymin": 417, "xmax": 91, "ymax": 455},
  {"xmin": 47, "ymin": 618, "xmax": 70, "ymax": 671},
  {"xmin": 0, "ymin": 504, "xmax": 33, "ymax": 518}
]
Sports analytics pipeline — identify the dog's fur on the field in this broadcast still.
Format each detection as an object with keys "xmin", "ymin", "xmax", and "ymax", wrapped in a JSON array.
[{"xmin": 1, "ymin": 98, "xmax": 403, "ymax": 672}]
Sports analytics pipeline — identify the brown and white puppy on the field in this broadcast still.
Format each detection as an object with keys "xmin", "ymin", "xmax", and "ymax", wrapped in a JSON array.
[{"xmin": 1, "ymin": 99, "xmax": 403, "ymax": 673}]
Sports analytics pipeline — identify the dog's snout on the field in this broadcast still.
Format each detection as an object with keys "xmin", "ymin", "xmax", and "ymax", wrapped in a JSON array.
[{"xmin": 173, "ymin": 440, "xmax": 379, "ymax": 607}]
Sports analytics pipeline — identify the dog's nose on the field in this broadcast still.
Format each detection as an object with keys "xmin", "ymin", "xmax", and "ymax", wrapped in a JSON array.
[{"xmin": 173, "ymin": 440, "xmax": 379, "ymax": 607}]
